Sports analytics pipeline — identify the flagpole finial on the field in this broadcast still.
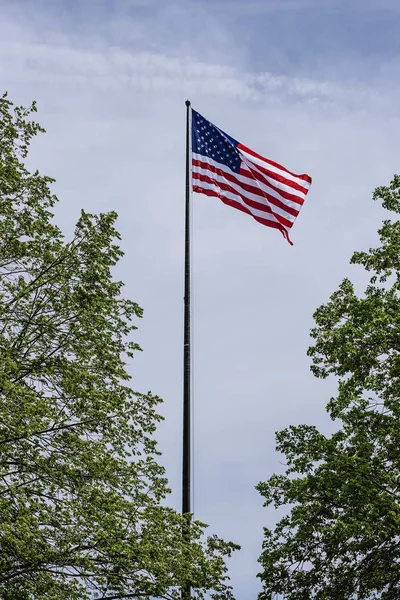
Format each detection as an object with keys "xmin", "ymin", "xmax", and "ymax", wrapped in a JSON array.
[{"xmin": 185, "ymin": 99, "xmax": 191, "ymax": 107}]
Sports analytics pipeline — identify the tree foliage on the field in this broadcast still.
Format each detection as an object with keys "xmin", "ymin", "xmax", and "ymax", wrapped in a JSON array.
[
  {"xmin": 0, "ymin": 92, "xmax": 238, "ymax": 600},
  {"xmin": 257, "ymin": 175, "xmax": 400, "ymax": 600}
]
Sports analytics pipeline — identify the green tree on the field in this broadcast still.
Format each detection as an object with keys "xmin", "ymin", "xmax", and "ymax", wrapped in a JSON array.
[
  {"xmin": 0, "ymin": 93, "xmax": 238, "ymax": 600},
  {"xmin": 257, "ymin": 175, "xmax": 400, "ymax": 600}
]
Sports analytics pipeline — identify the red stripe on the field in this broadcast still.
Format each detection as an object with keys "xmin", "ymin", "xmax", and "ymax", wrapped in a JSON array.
[
  {"xmin": 193, "ymin": 171, "xmax": 294, "ymax": 229},
  {"xmin": 241, "ymin": 155, "xmax": 310, "ymax": 196},
  {"xmin": 192, "ymin": 158, "xmax": 300, "ymax": 217},
  {"xmin": 239, "ymin": 162, "xmax": 305, "ymax": 206},
  {"xmin": 238, "ymin": 143, "xmax": 312, "ymax": 184},
  {"xmin": 193, "ymin": 185, "xmax": 293, "ymax": 245},
  {"xmin": 193, "ymin": 156, "xmax": 305, "ymax": 207}
]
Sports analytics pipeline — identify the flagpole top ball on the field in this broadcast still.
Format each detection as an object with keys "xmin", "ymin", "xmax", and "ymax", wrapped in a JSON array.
[{"xmin": 185, "ymin": 99, "xmax": 191, "ymax": 107}]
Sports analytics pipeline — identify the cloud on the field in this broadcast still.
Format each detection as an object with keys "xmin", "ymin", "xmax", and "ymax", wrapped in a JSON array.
[
  {"xmin": 1, "ymin": 2, "xmax": 400, "ymax": 598},
  {"xmin": 2, "ymin": 36, "xmax": 399, "ymax": 116}
]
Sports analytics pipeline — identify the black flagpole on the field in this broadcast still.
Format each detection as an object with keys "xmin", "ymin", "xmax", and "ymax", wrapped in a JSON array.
[{"xmin": 182, "ymin": 99, "xmax": 191, "ymax": 599}]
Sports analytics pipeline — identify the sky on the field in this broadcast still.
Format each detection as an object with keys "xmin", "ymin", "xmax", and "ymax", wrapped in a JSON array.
[{"xmin": 1, "ymin": 0, "xmax": 400, "ymax": 597}]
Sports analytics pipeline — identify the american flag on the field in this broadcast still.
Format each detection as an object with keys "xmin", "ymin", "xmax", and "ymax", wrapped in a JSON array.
[{"xmin": 191, "ymin": 109, "xmax": 312, "ymax": 244}]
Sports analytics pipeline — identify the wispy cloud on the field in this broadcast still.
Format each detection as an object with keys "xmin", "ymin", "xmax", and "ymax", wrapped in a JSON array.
[{"xmin": 2, "ymin": 38, "xmax": 399, "ymax": 115}]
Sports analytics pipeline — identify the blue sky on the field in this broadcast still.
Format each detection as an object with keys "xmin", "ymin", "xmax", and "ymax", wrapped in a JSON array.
[{"xmin": 1, "ymin": 1, "xmax": 400, "ymax": 598}]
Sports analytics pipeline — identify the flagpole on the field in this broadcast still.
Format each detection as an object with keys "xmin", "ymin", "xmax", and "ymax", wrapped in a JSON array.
[{"xmin": 182, "ymin": 98, "xmax": 192, "ymax": 600}]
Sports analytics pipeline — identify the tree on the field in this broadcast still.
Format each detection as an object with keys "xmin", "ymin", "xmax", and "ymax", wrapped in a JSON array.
[
  {"xmin": 257, "ymin": 175, "xmax": 400, "ymax": 600},
  {"xmin": 0, "ymin": 92, "xmax": 238, "ymax": 600}
]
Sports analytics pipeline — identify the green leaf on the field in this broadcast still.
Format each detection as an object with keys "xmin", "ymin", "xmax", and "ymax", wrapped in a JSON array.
[
  {"xmin": 0, "ymin": 92, "xmax": 239, "ymax": 600},
  {"xmin": 257, "ymin": 174, "xmax": 400, "ymax": 600}
]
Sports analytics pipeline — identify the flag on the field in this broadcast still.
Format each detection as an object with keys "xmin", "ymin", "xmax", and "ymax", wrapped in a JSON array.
[{"xmin": 191, "ymin": 109, "xmax": 312, "ymax": 244}]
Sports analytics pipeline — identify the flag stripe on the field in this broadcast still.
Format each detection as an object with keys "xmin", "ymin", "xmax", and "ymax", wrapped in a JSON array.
[
  {"xmin": 193, "ymin": 168, "xmax": 297, "ymax": 226},
  {"xmin": 193, "ymin": 154, "xmax": 303, "ymax": 212},
  {"xmin": 240, "ymin": 161, "xmax": 305, "ymax": 205},
  {"xmin": 240, "ymin": 153, "xmax": 310, "ymax": 198},
  {"xmin": 193, "ymin": 184, "xmax": 288, "ymax": 232},
  {"xmin": 238, "ymin": 143, "xmax": 312, "ymax": 185},
  {"xmin": 193, "ymin": 177, "xmax": 293, "ymax": 229}
]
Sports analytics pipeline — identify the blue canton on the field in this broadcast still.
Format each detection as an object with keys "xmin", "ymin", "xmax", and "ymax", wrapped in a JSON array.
[{"xmin": 192, "ymin": 110, "xmax": 241, "ymax": 173}]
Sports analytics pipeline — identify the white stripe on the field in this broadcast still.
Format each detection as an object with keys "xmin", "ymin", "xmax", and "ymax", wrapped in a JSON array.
[
  {"xmin": 193, "ymin": 179, "xmax": 288, "ymax": 229},
  {"xmin": 193, "ymin": 166, "xmax": 296, "ymax": 224},
  {"xmin": 192, "ymin": 153, "xmax": 303, "ymax": 213},
  {"xmin": 240, "ymin": 159, "xmax": 308, "ymax": 201},
  {"xmin": 239, "ymin": 148, "xmax": 311, "ymax": 192}
]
